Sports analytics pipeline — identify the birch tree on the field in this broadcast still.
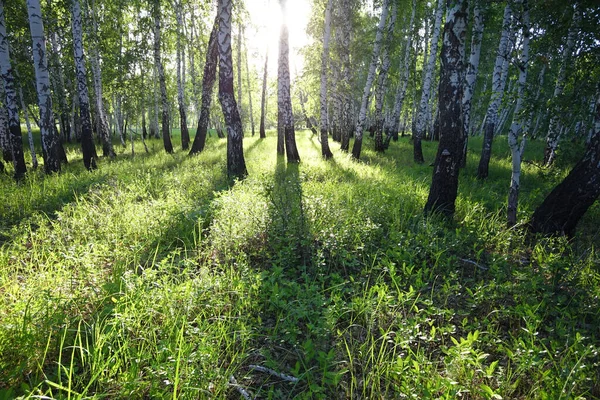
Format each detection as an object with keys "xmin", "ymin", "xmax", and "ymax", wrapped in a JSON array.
[
  {"xmin": 277, "ymin": 0, "xmax": 300, "ymax": 163},
  {"xmin": 27, "ymin": 0, "xmax": 61, "ymax": 173},
  {"xmin": 87, "ymin": 0, "xmax": 114, "ymax": 158},
  {"xmin": 72, "ymin": 0, "xmax": 98, "ymax": 170},
  {"xmin": 543, "ymin": 7, "xmax": 580, "ymax": 167},
  {"xmin": 19, "ymin": 88, "xmax": 37, "ymax": 168},
  {"xmin": 175, "ymin": 0, "xmax": 190, "ymax": 150},
  {"xmin": 350, "ymin": 0, "xmax": 389, "ymax": 160},
  {"xmin": 460, "ymin": 1, "xmax": 484, "ymax": 167},
  {"xmin": 373, "ymin": 0, "xmax": 396, "ymax": 152},
  {"xmin": 259, "ymin": 47, "xmax": 268, "ymax": 139},
  {"xmin": 218, "ymin": 0, "xmax": 247, "ymax": 177},
  {"xmin": 0, "ymin": 0, "xmax": 27, "ymax": 179},
  {"xmin": 507, "ymin": 0, "xmax": 530, "ymax": 227},
  {"xmin": 319, "ymin": 0, "xmax": 334, "ymax": 159},
  {"xmin": 476, "ymin": 3, "xmax": 512, "ymax": 179},
  {"xmin": 336, "ymin": 0, "xmax": 353, "ymax": 152},
  {"xmin": 237, "ymin": 23, "xmax": 243, "ymax": 131},
  {"xmin": 153, "ymin": 0, "xmax": 173, "ymax": 153},
  {"xmin": 189, "ymin": 15, "xmax": 219, "ymax": 155},
  {"xmin": 243, "ymin": 28, "xmax": 255, "ymax": 136},
  {"xmin": 412, "ymin": 0, "xmax": 444, "ymax": 163},
  {"xmin": 424, "ymin": 0, "xmax": 468, "ymax": 217},
  {"xmin": 388, "ymin": 0, "xmax": 416, "ymax": 143}
]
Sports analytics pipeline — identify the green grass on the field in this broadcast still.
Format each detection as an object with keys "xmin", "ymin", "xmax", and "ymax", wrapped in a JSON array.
[{"xmin": 1, "ymin": 129, "xmax": 599, "ymax": 399}]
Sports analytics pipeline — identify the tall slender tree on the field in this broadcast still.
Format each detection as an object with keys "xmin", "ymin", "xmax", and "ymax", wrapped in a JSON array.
[
  {"xmin": 413, "ymin": 0, "xmax": 445, "ymax": 163},
  {"xmin": 507, "ymin": 0, "xmax": 530, "ymax": 227},
  {"xmin": 350, "ymin": 0, "xmax": 389, "ymax": 160},
  {"xmin": 153, "ymin": 0, "xmax": 173, "ymax": 153},
  {"xmin": 388, "ymin": 0, "xmax": 416, "ymax": 142},
  {"xmin": 424, "ymin": 0, "xmax": 468, "ymax": 218},
  {"xmin": 26, "ymin": 0, "xmax": 61, "ymax": 173},
  {"xmin": 277, "ymin": 0, "xmax": 300, "ymax": 162},
  {"xmin": 259, "ymin": 47, "xmax": 268, "ymax": 139},
  {"xmin": 543, "ymin": 7, "xmax": 580, "ymax": 167},
  {"xmin": 477, "ymin": 3, "xmax": 512, "ymax": 179},
  {"xmin": 243, "ymin": 28, "xmax": 255, "ymax": 136},
  {"xmin": 175, "ymin": 0, "xmax": 190, "ymax": 150},
  {"xmin": 0, "ymin": 0, "xmax": 27, "ymax": 179},
  {"xmin": 336, "ymin": 0, "xmax": 353, "ymax": 152},
  {"xmin": 319, "ymin": 0, "xmax": 334, "ymax": 159},
  {"xmin": 72, "ymin": 0, "xmax": 98, "ymax": 170},
  {"xmin": 189, "ymin": 15, "xmax": 219, "ymax": 155},
  {"xmin": 218, "ymin": 0, "xmax": 247, "ymax": 177},
  {"xmin": 460, "ymin": 1, "xmax": 484, "ymax": 167}
]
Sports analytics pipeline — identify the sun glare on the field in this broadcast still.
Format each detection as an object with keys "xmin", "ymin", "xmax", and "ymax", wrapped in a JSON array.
[{"xmin": 244, "ymin": 0, "xmax": 312, "ymax": 79}]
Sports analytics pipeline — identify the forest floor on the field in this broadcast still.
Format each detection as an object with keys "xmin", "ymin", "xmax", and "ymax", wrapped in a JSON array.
[{"xmin": 1, "ymin": 130, "xmax": 599, "ymax": 399}]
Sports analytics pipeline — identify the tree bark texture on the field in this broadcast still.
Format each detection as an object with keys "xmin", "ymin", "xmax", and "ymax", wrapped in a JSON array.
[
  {"xmin": 477, "ymin": 3, "xmax": 512, "ymax": 179},
  {"xmin": 72, "ymin": 0, "xmax": 98, "ymax": 170},
  {"xmin": 243, "ymin": 28, "xmax": 255, "ymax": 136},
  {"xmin": 424, "ymin": 0, "xmax": 467, "ymax": 218},
  {"xmin": 278, "ymin": 0, "xmax": 300, "ymax": 163},
  {"xmin": 175, "ymin": 0, "xmax": 190, "ymax": 150},
  {"xmin": 460, "ymin": 2, "xmax": 484, "ymax": 168},
  {"xmin": 543, "ymin": 7, "xmax": 580, "ymax": 167},
  {"xmin": 319, "ymin": 0, "xmax": 334, "ymax": 159},
  {"xmin": 19, "ymin": 87, "xmax": 38, "ymax": 168},
  {"xmin": 218, "ymin": 0, "xmax": 247, "ymax": 177},
  {"xmin": 529, "ymin": 89, "xmax": 600, "ymax": 236},
  {"xmin": 336, "ymin": 0, "xmax": 353, "ymax": 152},
  {"xmin": 190, "ymin": 15, "xmax": 219, "ymax": 155},
  {"xmin": 350, "ymin": 0, "xmax": 389, "ymax": 160},
  {"xmin": 0, "ymin": 0, "xmax": 27, "ymax": 179},
  {"xmin": 153, "ymin": 0, "xmax": 173, "ymax": 153},
  {"xmin": 237, "ymin": 23, "xmax": 243, "ymax": 133},
  {"xmin": 373, "ymin": 0, "xmax": 396, "ymax": 152},
  {"xmin": 413, "ymin": 0, "xmax": 444, "ymax": 163},
  {"xmin": 507, "ymin": 0, "xmax": 530, "ymax": 227},
  {"xmin": 27, "ymin": 0, "xmax": 61, "ymax": 173}
]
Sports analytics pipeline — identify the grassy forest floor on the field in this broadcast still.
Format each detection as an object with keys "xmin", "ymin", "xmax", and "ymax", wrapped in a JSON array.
[{"xmin": 1, "ymin": 129, "xmax": 599, "ymax": 399}]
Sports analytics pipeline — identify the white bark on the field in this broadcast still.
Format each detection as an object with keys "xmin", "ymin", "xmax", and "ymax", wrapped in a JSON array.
[
  {"xmin": 319, "ymin": 0, "xmax": 333, "ymax": 158},
  {"xmin": 188, "ymin": 9, "xmax": 200, "ymax": 118},
  {"xmin": 544, "ymin": 7, "xmax": 580, "ymax": 166},
  {"xmin": 237, "ymin": 22, "xmax": 243, "ymax": 128},
  {"xmin": 27, "ymin": 0, "xmax": 60, "ymax": 173},
  {"xmin": 351, "ymin": 0, "xmax": 389, "ymax": 159},
  {"xmin": 243, "ymin": 28, "xmax": 255, "ymax": 136},
  {"xmin": 389, "ymin": 0, "xmax": 416, "ymax": 137},
  {"xmin": 153, "ymin": 0, "xmax": 173, "ymax": 153},
  {"xmin": 507, "ymin": 0, "xmax": 530, "ymax": 227},
  {"xmin": 0, "ymin": 0, "xmax": 27, "ymax": 177},
  {"xmin": 413, "ymin": 0, "xmax": 444, "ymax": 141},
  {"xmin": 462, "ymin": 2, "xmax": 484, "ymax": 140}
]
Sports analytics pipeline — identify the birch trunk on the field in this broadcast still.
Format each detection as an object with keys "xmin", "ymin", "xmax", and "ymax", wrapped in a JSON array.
[
  {"xmin": 174, "ymin": 0, "xmax": 189, "ymax": 150},
  {"xmin": 319, "ymin": 0, "xmax": 334, "ymax": 159},
  {"xmin": 218, "ymin": 0, "xmax": 247, "ymax": 177},
  {"xmin": 153, "ymin": 0, "xmax": 173, "ymax": 153},
  {"xmin": 278, "ymin": 0, "xmax": 300, "ymax": 162},
  {"xmin": 413, "ymin": 0, "xmax": 444, "ymax": 163},
  {"xmin": 373, "ymin": 0, "xmax": 396, "ymax": 152},
  {"xmin": 189, "ymin": 9, "xmax": 200, "ymax": 121},
  {"xmin": 0, "ymin": 1, "xmax": 27, "ymax": 178},
  {"xmin": 350, "ymin": 0, "xmax": 389, "ymax": 160},
  {"xmin": 47, "ymin": 32, "xmax": 70, "ymax": 143},
  {"xmin": 189, "ymin": 15, "xmax": 219, "ymax": 155},
  {"xmin": 27, "ymin": 0, "xmax": 61, "ymax": 173},
  {"xmin": 151, "ymin": 64, "xmax": 160, "ymax": 138},
  {"xmin": 86, "ymin": 0, "xmax": 114, "ymax": 158},
  {"xmin": 337, "ymin": 0, "xmax": 353, "ymax": 152},
  {"xmin": 476, "ymin": 3, "xmax": 512, "ymax": 179},
  {"xmin": 259, "ymin": 48, "xmax": 268, "ymax": 139},
  {"xmin": 543, "ymin": 7, "xmax": 580, "ymax": 166},
  {"xmin": 389, "ymin": 0, "xmax": 416, "ymax": 141},
  {"xmin": 507, "ymin": 0, "xmax": 530, "ymax": 227},
  {"xmin": 460, "ymin": 1, "xmax": 484, "ymax": 168},
  {"xmin": 424, "ymin": 0, "xmax": 467, "ymax": 218},
  {"xmin": 243, "ymin": 28, "xmax": 255, "ymax": 136},
  {"xmin": 237, "ymin": 23, "xmax": 244, "ymax": 132},
  {"xmin": 0, "ymin": 99, "xmax": 8, "ymax": 163},
  {"xmin": 72, "ymin": 0, "xmax": 98, "ymax": 170}
]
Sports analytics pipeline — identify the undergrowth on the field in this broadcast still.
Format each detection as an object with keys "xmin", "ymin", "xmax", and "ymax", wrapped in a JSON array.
[{"xmin": 0, "ymin": 131, "xmax": 599, "ymax": 399}]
